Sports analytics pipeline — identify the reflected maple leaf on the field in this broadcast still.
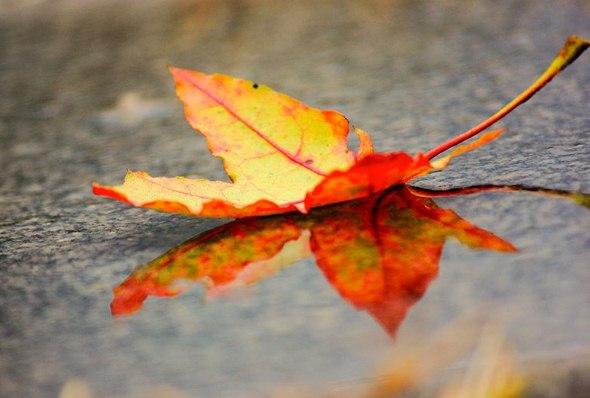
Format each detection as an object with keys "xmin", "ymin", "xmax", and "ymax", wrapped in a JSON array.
[
  {"xmin": 112, "ymin": 186, "xmax": 519, "ymax": 336},
  {"xmin": 94, "ymin": 36, "xmax": 588, "ymax": 217}
]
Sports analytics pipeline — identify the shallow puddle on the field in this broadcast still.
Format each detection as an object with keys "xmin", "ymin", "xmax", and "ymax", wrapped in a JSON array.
[{"xmin": 96, "ymin": 187, "xmax": 588, "ymax": 397}]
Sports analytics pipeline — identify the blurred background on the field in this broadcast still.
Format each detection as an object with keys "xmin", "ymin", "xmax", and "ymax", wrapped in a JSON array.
[{"xmin": 1, "ymin": 1, "xmax": 589, "ymax": 397}]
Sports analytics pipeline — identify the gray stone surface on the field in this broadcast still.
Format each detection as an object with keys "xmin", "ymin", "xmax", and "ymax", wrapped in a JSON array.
[{"xmin": 0, "ymin": 1, "xmax": 589, "ymax": 397}]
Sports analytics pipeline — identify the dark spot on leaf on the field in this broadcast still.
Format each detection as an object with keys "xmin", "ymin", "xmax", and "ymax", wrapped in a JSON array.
[
  {"xmin": 253, "ymin": 83, "xmax": 259, "ymax": 89},
  {"xmin": 304, "ymin": 160, "xmax": 314, "ymax": 165}
]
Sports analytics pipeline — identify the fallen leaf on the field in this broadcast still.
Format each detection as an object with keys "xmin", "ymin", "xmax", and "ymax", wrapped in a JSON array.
[
  {"xmin": 94, "ymin": 36, "xmax": 589, "ymax": 217},
  {"xmin": 111, "ymin": 186, "xmax": 515, "ymax": 336}
]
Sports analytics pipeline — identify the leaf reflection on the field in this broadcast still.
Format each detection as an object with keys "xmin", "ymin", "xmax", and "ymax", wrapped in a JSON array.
[{"xmin": 111, "ymin": 186, "xmax": 585, "ymax": 336}]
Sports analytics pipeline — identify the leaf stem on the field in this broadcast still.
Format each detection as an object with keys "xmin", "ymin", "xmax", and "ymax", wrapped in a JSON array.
[{"xmin": 425, "ymin": 35, "xmax": 589, "ymax": 160}]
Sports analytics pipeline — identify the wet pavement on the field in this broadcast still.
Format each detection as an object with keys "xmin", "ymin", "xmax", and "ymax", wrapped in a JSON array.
[{"xmin": 1, "ymin": 1, "xmax": 589, "ymax": 397}]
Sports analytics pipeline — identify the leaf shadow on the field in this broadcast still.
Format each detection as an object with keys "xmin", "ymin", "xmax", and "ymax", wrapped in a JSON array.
[{"xmin": 110, "ymin": 185, "xmax": 588, "ymax": 337}]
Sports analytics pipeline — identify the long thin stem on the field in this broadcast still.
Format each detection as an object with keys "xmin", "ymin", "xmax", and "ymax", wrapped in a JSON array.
[{"xmin": 425, "ymin": 36, "xmax": 589, "ymax": 160}]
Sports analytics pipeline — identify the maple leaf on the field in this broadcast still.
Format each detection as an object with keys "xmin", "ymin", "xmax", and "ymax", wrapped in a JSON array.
[
  {"xmin": 111, "ymin": 186, "xmax": 516, "ymax": 336},
  {"xmin": 93, "ymin": 36, "xmax": 588, "ymax": 217}
]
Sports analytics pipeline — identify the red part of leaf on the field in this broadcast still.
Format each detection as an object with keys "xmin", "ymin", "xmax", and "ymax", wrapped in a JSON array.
[{"xmin": 111, "ymin": 188, "xmax": 514, "ymax": 337}]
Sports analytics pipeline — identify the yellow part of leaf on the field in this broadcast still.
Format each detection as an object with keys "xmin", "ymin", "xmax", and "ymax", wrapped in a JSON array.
[
  {"xmin": 100, "ymin": 170, "xmax": 290, "ymax": 215},
  {"xmin": 171, "ymin": 67, "xmax": 359, "ymax": 203}
]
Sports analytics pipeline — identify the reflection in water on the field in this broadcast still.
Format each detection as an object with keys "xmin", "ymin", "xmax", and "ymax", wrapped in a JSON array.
[{"xmin": 112, "ymin": 186, "xmax": 524, "ymax": 336}]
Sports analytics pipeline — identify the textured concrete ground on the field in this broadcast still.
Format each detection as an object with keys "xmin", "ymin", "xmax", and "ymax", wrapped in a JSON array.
[{"xmin": 0, "ymin": 1, "xmax": 589, "ymax": 397}]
